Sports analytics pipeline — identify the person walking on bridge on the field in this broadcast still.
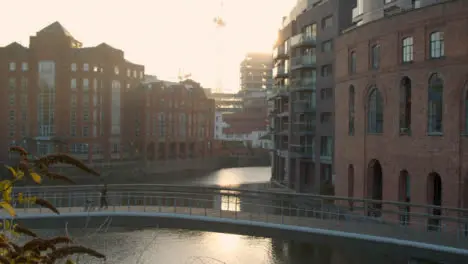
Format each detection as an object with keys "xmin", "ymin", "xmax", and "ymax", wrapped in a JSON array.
[{"xmin": 100, "ymin": 184, "xmax": 108, "ymax": 209}]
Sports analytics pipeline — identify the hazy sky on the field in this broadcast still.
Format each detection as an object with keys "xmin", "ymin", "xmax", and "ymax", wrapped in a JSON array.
[{"xmin": 1, "ymin": 0, "xmax": 295, "ymax": 92}]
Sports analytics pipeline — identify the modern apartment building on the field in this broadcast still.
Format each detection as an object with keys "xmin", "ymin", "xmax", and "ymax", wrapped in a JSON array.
[
  {"xmin": 240, "ymin": 53, "xmax": 273, "ymax": 91},
  {"xmin": 352, "ymin": 0, "xmax": 441, "ymax": 26},
  {"xmin": 125, "ymin": 79, "xmax": 216, "ymax": 160},
  {"xmin": 269, "ymin": 0, "xmax": 356, "ymax": 193},
  {"xmin": 0, "ymin": 22, "xmax": 144, "ymax": 161},
  {"xmin": 334, "ymin": 0, "xmax": 468, "ymax": 212}
]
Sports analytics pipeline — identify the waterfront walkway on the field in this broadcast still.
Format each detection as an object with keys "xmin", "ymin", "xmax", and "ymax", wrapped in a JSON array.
[{"xmin": 8, "ymin": 184, "xmax": 468, "ymax": 256}]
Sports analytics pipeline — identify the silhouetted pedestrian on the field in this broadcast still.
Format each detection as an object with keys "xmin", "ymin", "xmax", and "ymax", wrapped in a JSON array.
[{"xmin": 100, "ymin": 184, "xmax": 108, "ymax": 209}]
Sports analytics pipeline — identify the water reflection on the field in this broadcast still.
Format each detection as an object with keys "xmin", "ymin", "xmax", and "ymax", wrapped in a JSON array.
[{"xmin": 19, "ymin": 228, "xmax": 419, "ymax": 264}]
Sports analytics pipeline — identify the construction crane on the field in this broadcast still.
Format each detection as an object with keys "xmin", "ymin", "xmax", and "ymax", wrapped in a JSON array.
[
  {"xmin": 178, "ymin": 68, "xmax": 192, "ymax": 82},
  {"xmin": 213, "ymin": 0, "xmax": 226, "ymax": 93}
]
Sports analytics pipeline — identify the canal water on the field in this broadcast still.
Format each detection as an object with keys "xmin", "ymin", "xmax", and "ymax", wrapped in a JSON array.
[{"xmin": 22, "ymin": 167, "xmax": 418, "ymax": 263}]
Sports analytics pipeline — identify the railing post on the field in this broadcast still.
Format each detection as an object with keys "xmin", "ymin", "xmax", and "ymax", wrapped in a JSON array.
[
  {"xmin": 234, "ymin": 196, "xmax": 238, "ymax": 220},
  {"xmin": 127, "ymin": 193, "xmax": 130, "ymax": 211},
  {"xmin": 281, "ymin": 198, "xmax": 284, "ymax": 224},
  {"xmin": 68, "ymin": 192, "xmax": 71, "ymax": 211},
  {"xmin": 143, "ymin": 195, "xmax": 146, "ymax": 212}
]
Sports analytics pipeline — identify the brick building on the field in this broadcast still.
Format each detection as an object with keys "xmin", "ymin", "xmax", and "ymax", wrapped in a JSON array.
[
  {"xmin": 334, "ymin": 0, "xmax": 468, "ymax": 215},
  {"xmin": 0, "ymin": 22, "xmax": 144, "ymax": 161},
  {"xmin": 127, "ymin": 79, "xmax": 215, "ymax": 160}
]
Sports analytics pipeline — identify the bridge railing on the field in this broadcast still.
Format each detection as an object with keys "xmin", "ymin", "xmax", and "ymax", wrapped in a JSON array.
[{"xmin": 10, "ymin": 184, "xmax": 468, "ymax": 249}]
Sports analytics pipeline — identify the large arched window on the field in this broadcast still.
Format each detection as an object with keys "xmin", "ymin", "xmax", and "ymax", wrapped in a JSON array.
[
  {"xmin": 428, "ymin": 73, "xmax": 444, "ymax": 134},
  {"xmin": 367, "ymin": 87, "xmax": 383, "ymax": 133},
  {"xmin": 399, "ymin": 77, "xmax": 412, "ymax": 133},
  {"xmin": 348, "ymin": 86, "xmax": 355, "ymax": 135}
]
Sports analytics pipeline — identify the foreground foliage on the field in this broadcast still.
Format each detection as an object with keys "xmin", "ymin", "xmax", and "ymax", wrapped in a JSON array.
[{"xmin": 0, "ymin": 146, "xmax": 105, "ymax": 263}]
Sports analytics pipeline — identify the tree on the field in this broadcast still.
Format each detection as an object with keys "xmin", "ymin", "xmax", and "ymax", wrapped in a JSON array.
[{"xmin": 0, "ymin": 146, "xmax": 106, "ymax": 263}]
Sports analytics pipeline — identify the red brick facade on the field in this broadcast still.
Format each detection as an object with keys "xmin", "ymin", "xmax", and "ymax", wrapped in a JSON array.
[
  {"xmin": 334, "ymin": 1, "xmax": 468, "ymax": 209},
  {"xmin": 0, "ymin": 22, "xmax": 144, "ymax": 161},
  {"xmin": 126, "ymin": 79, "xmax": 215, "ymax": 160}
]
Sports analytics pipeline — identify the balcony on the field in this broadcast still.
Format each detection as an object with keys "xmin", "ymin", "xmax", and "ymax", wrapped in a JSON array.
[
  {"xmin": 294, "ymin": 101, "xmax": 315, "ymax": 113},
  {"xmin": 290, "ymin": 33, "xmax": 316, "ymax": 48},
  {"xmin": 273, "ymin": 66, "xmax": 288, "ymax": 78},
  {"xmin": 290, "ymin": 78, "xmax": 316, "ymax": 92},
  {"xmin": 290, "ymin": 144, "xmax": 314, "ymax": 158},
  {"xmin": 292, "ymin": 123, "xmax": 315, "ymax": 135},
  {"xmin": 291, "ymin": 55, "xmax": 316, "ymax": 70},
  {"xmin": 352, "ymin": 7, "xmax": 363, "ymax": 24},
  {"xmin": 273, "ymin": 46, "xmax": 288, "ymax": 60},
  {"xmin": 268, "ymin": 85, "xmax": 289, "ymax": 99}
]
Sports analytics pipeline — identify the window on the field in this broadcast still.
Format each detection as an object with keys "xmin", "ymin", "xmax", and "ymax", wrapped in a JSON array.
[
  {"xmin": 83, "ymin": 126, "xmax": 89, "ymax": 137},
  {"xmin": 70, "ymin": 126, "xmax": 76, "ymax": 137},
  {"xmin": 71, "ymin": 63, "xmax": 77, "ymax": 72},
  {"xmin": 9, "ymin": 94, "xmax": 15, "ymax": 105},
  {"xmin": 140, "ymin": 71, "xmax": 144, "ymax": 79},
  {"xmin": 71, "ymin": 95, "xmax": 77, "ymax": 106},
  {"xmin": 21, "ymin": 77, "xmax": 28, "ymax": 90},
  {"xmin": 367, "ymin": 87, "xmax": 383, "ymax": 133},
  {"xmin": 9, "ymin": 110, "xmax": 15, "ymax": 121},
  {"xmin": 371, "ymin": 44, "xmax": 380, "ymax": 69},
  {"xmin": 83, "ymin": 78, "xmax": 89, "ymax": 91},
  {"xmin": 430, "ymin": 32, "xmax": 444, "ymax": 59},
  {"xmin": 71, "ymin": 79, "xmax": 77, "ymax": 90},
  {"xmin": 21, "ymin": 62, "xmax": 28, "ymax": 71},
  {"xmin": 402, "ymin": 37, "xmax": 414, "ymax": 63},
  {"xmin": 9, "ymin": 78, "xmax": 16, "ymax": 89},
  {"xmin": 349, "ymin": 86, "xmax": 355, "ymax": 135},
  {"xmin": 320, "ymin": 136, "xmax": 332, "ymax": 157},
  {"xmin": 399, "ymin": 77, "xmax": 412, "ymax": 133},
  {"xmin": 9, "ymin": 62, "xmax": 16, "ymax": 71},
  {"xmin": 321, "ymin": 40, "xmax": 333, "ymax": 52},
  {"xmin": 83, "ymin": 63, "xmax": 89, "ymax": 71},
  {"xmin": 114, "ymin": 66, "xmax": 119, "ymax": 75},
  {"xmin": 133, "ymin": 70, "xmax": 137, "ymax": 78},
  {"xmin": 349, "ymin": 51, "xmax": 357, "ymax": 74},
  {"xmin": 83, "ymin": 110, "xmax": 89, "ymax": 121},
  {"xmin": 321, "ymin": 65, "xmax": 333, "ymax": 77},
  {"xmin": 320, "ymin": 88, "xmax": 332, "ymax": 100},
  {"xmin": 428, "ymin": 73, "xmax": 443, "ymax": 134},
  {"xmin": 320, "ymin": 112, "xmax": 332, "ymax": 124},
  {"xmin": 127, "ymin": 69, "xmax": 131, "ymax": 77},
  {"xmin": 322, "ymin": 16, "xmax": 333, "ymax": 29}
]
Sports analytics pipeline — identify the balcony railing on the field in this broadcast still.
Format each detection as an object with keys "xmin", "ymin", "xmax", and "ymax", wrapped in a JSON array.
[
  {"xmin": 273, "ymin": 46, "xmax": 287, "ymax": 59},
  {"xmin": 291, "ymin": 78, "xmax": 316, "ymax": 91},
  {"xmin": 294, "ymin": 101, "xmax": 315, "ymax": 113},
  {"xmin": 290, "ymin": 33, "xmax": 316, "ymax": 47},
  {"xmin": 273, "ymin": 66, "xmax": 288, "ymax": 78},
  {"xmin": 291, "ymin": 56, "xmax": 316, "ymax": 70},
  {"xmin": 292, "ymin": 123, "xmax": 315, "ymax": 134},
  {"xmin": 290, "ymin": 144, "xmax": 314, "ymax": 157}
]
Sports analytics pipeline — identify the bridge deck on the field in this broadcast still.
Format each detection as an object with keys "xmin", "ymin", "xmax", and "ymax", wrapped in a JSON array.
[{"xmin": 8, "ymin": 205, "xmax": 467, "ymax": 251}]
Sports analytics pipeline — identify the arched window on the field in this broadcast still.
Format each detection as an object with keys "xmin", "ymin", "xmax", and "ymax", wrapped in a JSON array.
[
  {"xmin": 348, "ymin": 86, "xmax": 355, "ymax": 135},
  {"xmin": 428, "ymin": 73, "xmax": 444, "ymax": 134},
  {"xmin": 399, "ymin": 77, "xmax": 412, "ymax": 133},
  {"xmin": 367, "ymin": 87, "xmax": 383, "ymax": 133}
]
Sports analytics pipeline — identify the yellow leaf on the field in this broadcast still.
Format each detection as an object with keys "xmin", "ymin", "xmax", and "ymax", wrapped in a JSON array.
[
  {"xmin": 66, "ymin": 259, "xmax": 76, "ymax": 264},
  {"xmin": 30, "ymin": 172, "xmax": 42, "ymax": 184},
  {"xmin": 0, "ymin": 202, "xmax": 16, "ymax": 217},
  {"xmin": 4, "ymin": 165, "xmax": 17, "ymax": 179},
  {"xmin": 0, "ymin": 181, "xmax": 13, "ymax": 203}
]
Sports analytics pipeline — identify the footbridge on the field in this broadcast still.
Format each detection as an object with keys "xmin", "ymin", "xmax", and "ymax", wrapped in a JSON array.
[{"xmin": 6, "ymin": 184, "xmax": 468, "ymax": 263}]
